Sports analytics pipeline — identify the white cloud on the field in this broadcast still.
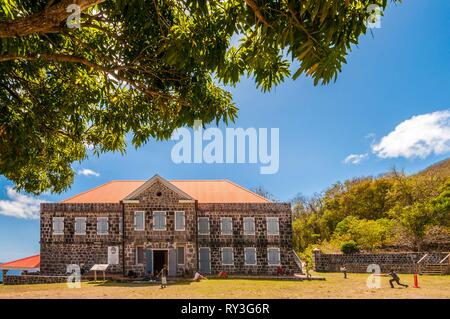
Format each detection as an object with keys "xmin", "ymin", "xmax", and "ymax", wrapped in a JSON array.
[
  {"xmin": 78, "ymin": 168, "xmax": 100, "ymax": 177},
  {"xmin": 372, "ymin": 110, "xmax": 450, "ymax": 159},
  {"xmin": 343, "ymin": 153, "xmax": 368, "ymax": 165},
  {"xmin": 0, "ymin": 187, "xmax": 49, "ymax": 219}
]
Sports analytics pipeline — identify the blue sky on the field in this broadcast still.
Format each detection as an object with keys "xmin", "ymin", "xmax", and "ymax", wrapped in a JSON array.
[{"xmin": 1, "ymin": 0, "xmax": 449, "ymax": 261}]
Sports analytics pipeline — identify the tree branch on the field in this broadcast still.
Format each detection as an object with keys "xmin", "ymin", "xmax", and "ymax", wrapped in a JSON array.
[
  {"xmin": 0, "ymin": 0, "xmax": 105, "ymax": 38},
  {"xmin": 245, "ymin": 0, "xmax": 270, "ymax": 27}
]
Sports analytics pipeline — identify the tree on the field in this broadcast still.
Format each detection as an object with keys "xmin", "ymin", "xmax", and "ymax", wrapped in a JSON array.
[
  {"xmin": 0, "ymin": 0, "xmax": 397, "ymax": 194},
  {"xmin": 252, "ymin": 185, "xmax": 277, "ymax": 202}
]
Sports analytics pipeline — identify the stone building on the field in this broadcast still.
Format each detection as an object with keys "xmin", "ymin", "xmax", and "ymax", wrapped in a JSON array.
[{"xmin": 40, "ymin": 175, "xmax": 300, "ymax": 277}]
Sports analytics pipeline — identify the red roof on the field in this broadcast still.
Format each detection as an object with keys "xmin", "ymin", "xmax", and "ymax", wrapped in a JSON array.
[
  {"xmin": 62, "ymin": 178, "xmax": 270, "ymax": 204},
  {"xmin": 0, "ymin": 254, "xmax": 40, "ymax": 270}
]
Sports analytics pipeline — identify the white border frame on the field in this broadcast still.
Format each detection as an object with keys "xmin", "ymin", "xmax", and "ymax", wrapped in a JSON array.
[
  {"xmin": 243, "ymin": 217, "xmax": 256, "ymax": 236},
  {"xmin": 244, "ymin": 247, "xmax": 257, "ymax": 266},
  {"xmin": 175, "ymin": 211, "xmax": 186, "ymax": 231},
  {"xmin": 74, "ymin": 217, "xmax": 86, "ymax": 235},
  {"xmin": 97, "ymin": 217, "xmax": 109, "ymax": 235},
  {"xmin": 135, "ymin": 246, "xmax": 144, "ymax": 265},
  {"xmin": 267, "ymin": 247, "xmax": 281, "ymax": 266},
  {"xmin": 220, "ymin": 217, "xmax": 233, "ymax": 235},
  {"xmin": 134, "ymin": 211, "xmax": 145, "ymax": 231},
  {"xmin": 198, "ymin": 247, "xmax": 211, "ymax": 273},
  {"xmin": 197, "ymin": 217, "xmax": 210, "ymax": 235},
  {"xmin": 52, "ymin": 217, "xmax": 64, "ymax": 235},
  {"xmin": 153, "ymin": 211, "xmax": 167, "ymax": 231},
  {"xmin": 221, "ymin": 247, "xmax": 234, "ymax": 266},
  {"xmin": 266, "ymin": 217, "xmax": 280, "ymax": 236}
]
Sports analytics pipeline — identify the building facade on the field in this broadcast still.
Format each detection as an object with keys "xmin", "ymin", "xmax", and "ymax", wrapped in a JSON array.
[{"xmin": 40, "ymin": 175, "xmax": 300, "ymax": 277}]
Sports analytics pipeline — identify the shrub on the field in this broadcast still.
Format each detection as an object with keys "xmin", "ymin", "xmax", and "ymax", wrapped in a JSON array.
[{"xmin": 340, "ymin": 240, "xmax": 359, "ymax": 254}]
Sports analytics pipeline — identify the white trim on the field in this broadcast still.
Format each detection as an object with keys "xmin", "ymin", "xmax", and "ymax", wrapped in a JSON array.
[
  {"xmin": 197, "ymin": 217, "xmax": 210, "ymax": 235},
  {"xmin": 267, "ymin": 247, "xmax": 281, "ymax": 266},
  {"xmin": 52, "ymin": 217, "xmax": 64, "ymax": 235},
  {"xmin": 134, "ymin": 211, "xmax": 145, "ymax": 231},
  {"xmin": 153, "ymin": 211, "xmax": 167, "ymax": 231},
  {"xmin": 198, "ymin": 247, "xmax": 211, "ymax": 273},
  {"xmin": 176, "ymin": 245, "xmax": 185, "ymax": 265},
  {"xmin": 266, "ymin": 217, "xmax": 280, "ymax": 236},
  {"xmin": 122, "ymin": 200, "xmax": 140, "ymax": 204},
  {"xmin": 175, "ymin": 211, "xmax": 186, "ymax": 231},
  {"xmin": 74, "ymin": 217, "xmax": 87, "ymax": 235},
  {"xmin": 220, "ymin": 217, "xmax": 233, "ymax": 235},
  {"xmin": 97, "ymin": 217, "xmax": 109, "ymax": 235},
  {"xmin": 244, "ymin": 247, "xmax": 257, "ymax": 266},
  {"xmin": 221, "ymin": 247, "xmax": 234, "ymax": 266},
  {"xmin": 124, "ymin": 174, "xmax": 194, "ymax": 201},
  {"xmin": 243, "ymin": 217, "xmax": 256, "ymax": 236},
  {"xmin": 179, "ymin": 199, "xmax": 195, "ymax": 203},
  {"xmin": 135, "ymin": 246, "xmax": 144, "ymax": 265}
]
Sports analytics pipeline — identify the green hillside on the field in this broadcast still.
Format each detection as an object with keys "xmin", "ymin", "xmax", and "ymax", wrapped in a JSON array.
[{"xmin": 293, "ymin": 158, "xmax": 450, "ymax": 260}]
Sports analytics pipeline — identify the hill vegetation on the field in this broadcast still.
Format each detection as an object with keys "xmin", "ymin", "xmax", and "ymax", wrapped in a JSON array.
[{"xmin": 291, "ymin": 158, "xmax": 450, "ymax": 261}]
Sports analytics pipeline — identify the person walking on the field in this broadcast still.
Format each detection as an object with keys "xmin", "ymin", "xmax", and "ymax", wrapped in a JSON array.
[
  {"xmin": 158, "ymin": 265, "xmax": 168, "ymax": 289},
  {"xmin": 340, "ymin": 265, "xmax": 348, "ymax": 279}
]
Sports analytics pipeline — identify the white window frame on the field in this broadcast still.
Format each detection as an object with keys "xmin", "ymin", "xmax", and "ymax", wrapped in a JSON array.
[
  {"xmin": 220, "ymin": 217, "xmax": 233, "ymax": 235},
  {"xmin": 135, "ymin": 246, "xmax": 144, "ymax": 265},
  {"xmin": 119, "ymin": 216, "xmax": 123, "ymax": 234},
  {"xmin": 97, "ymin": 217, "xmax": 109, "ymax": 235},
  {"xmin": 153, "ymin": 211, "xmax": 167, "ymax": 231},
  {"xmin": 198, "ymin": 217, "xmax": 210, "ymax": 235},
  {"xmin": 267, "ymin": 247, "xmax": 281, "ymax": 266},
  {"xmin": 175, "ymin": 211, "xmax": 186, "ymax": 231},
  {"xmin": 52, "ymin": 217, "xmax": 64, "ymax": 235},
  {"xmin": 266, "ymin": 217, "xmax": 280, "ymax": 236},
  {"xmin": 74, "ymin": 217, "xmax": 86, "ymax": 235},
  {"xmin": 134, "ymin": 211, "xmax": 145, "ymax": 231},
  {"xmin": 198, "ymin": 247, "xmax": 211, "ymax": 272},
  {"xmin": 243, "ymin": 217, "xmax": 256, "ymax": 236},
  {"xmin": 244, "ymin": 247, "xmax": 257, "ymax": 266},
  {"xmin": 177, "ymin": 246, "xmax": 185, "ymax": 265},
  {"xmin": 221, "ymin": 247, "xmax": 234, "ymax": 266}
]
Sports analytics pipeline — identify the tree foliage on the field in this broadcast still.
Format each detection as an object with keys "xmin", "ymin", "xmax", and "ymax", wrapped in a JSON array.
[
  {"xmin": 291, "ymin": 161, "xmax": 450, "ymax": 253},
  {"xmin": 0, "ymin": 0, "xmax": 397, "ymax": 194}
]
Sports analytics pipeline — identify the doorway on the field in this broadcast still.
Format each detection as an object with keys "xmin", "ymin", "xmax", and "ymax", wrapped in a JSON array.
[{"xmin": 153, "ymin": 250, "xmax": 168, "ymax": 276}]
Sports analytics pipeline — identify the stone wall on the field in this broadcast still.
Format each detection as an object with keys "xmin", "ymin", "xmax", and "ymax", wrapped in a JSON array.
[
  {"xmin": 197, "ymin": 203, "xmax": 299, "ymax": 275},
  {"xmin": 40, "ymin": 183, "xmax": 300, "ymax": 277},
  {"xmin": 313, "ymin": 249, "xmax": 450, "ymax": 273},
  {"xmin": 40, "ymin": 203, "xmax": 123, "ymax": 275},
  {"xmin": 4, "ymin": 275, "xmax": 68, "ymax": 285},
  {"xmin": 123, "ymin": 180, "xmax": 197, "ymax": 276}
]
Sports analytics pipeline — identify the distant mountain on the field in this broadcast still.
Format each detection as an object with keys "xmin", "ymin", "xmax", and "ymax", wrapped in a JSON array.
[{"xmin": 416, "ymin": 157, "xmax": 450, "ymax": 179}]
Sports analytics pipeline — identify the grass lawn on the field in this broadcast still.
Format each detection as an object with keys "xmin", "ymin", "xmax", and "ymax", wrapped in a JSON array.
[{"xmin": 0, "ymin": 273, "xmax": 449, "ymax": 299}]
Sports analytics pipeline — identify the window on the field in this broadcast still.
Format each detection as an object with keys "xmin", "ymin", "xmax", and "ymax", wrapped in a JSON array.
[
  {"xmin": 175, "ymin": 211, "xmax": 185, "ymax": 231},
  {"xmin": 134, "ymin": 211, "xmax": 145, "ymax": 231},
  {"xmin": 221, "ymin": 247, "xmax": 234, "ymax": 266},
  {"xmin": 52, "ymin": 217, "xmax": 64, "ymax": 235},
  {"xmin": 198, "ymin": 217, "xmax": 210, "ymax": 235},
  {"xmin": 266, "ymin": 217, "xmax": 279, "ymax": 235},
  {"xmin": 153, "ymin": 211, "xmax": 166, "ymax": 230},
  {"xmin": 97, "ymin": 217, "xmax": 109, "ymax": 235},
  {"xmin": 177, "ymin": 246, "xmax": 185, "ymax": 265},
  {"xmin": 267, "ymin": 248, "xmax": 281, "ymax": 266},
  {"xmin": 74, "ymin": 217, "xmax": 86, "ymax": 235},
  {"xmin": 135, "ymin": 247, "xmax": 144, "ymax": 265},
  {"xmin": 119, "ymin": 217, "xmax": 123, "ymax": 234},
  {"xmin": 244, "ymin": 248, "xmax": 257, "ymax": 266},
  {"xmin": 243, "ymin": 217, "xmax": 255, "ymax": 235},
  {"xmin": 220, "ymin": 217, "xmax": 233, "ymax": 235}
]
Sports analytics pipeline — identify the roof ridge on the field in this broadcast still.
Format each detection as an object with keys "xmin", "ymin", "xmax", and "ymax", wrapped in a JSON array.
[{"xmin": 223, "ymin": 179, "xmax": 271, "ymax": 203}]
